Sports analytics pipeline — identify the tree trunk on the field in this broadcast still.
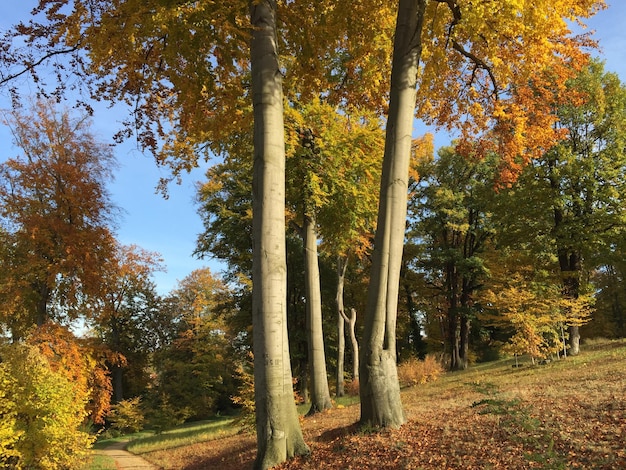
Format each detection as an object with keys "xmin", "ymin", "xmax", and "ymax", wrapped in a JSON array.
[
  {"xmin": 359, "ymin": 0, "xmax": 426, "ymax": 428},
  {"xmin": 112, "ymin": 365, "xmax": 124, "ymax": 403},
  {"xmin": 449, "ymin": 313, "xmax": 463, "ymax": 371},
  {"xmin": 35, "ymin": 281, "xmax": 50, "ymax": 326},
  {"xmin": 303, "ymin": 215, "xmax": 332, "ymax": 414},
  {"xmin": 348, "ymin": 308, "xmax": 359, "ymax": 381},
  {"xmin": 459, "ymin": 314, "xmax": 470, "ymax": 370},
  {"xmin": 250, "ymin": 2, "xmax": 308, "ymax": 468},
  {"xmin": 558, "ymin": 250, "xmax": 583, "ymax": 356},
  {"xmin": 550, "ymin": 158, "xmax": 584, "ymax": 356},
  {"xmin": 336, "ymin": 256, "xmax": 348, "ymax": 397}
]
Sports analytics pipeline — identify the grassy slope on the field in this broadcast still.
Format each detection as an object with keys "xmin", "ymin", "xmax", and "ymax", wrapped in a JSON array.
[{"xmin": 137, "ymin": 339, "xmax": 625, "ymax": 469}]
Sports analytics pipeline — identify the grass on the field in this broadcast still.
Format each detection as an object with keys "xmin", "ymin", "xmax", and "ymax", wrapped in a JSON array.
[
  {"xmin": 79, "ymin": 454, "xmax": 117, "ymax": 470},
  {"xmin": 106, "ymin": 338, "xmax": 626, "ymax": 469},
  {"xmin": 124, "ymin": 417, "xmax": 239, "ymax": 455}
]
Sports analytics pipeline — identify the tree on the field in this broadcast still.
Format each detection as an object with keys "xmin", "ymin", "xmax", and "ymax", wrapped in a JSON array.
[
  {"xmin": 410, "ymin": 146, "xmax": 495, "ymax": 370},
  {"xmin": 94, "ymin": 243, "xmax": 165, "ymax": 402},
  {"xmin": 0, "ymin": 100, "xmax": 117, "ymax": 336},
  {"xmin": 250, "ymin": 3, "xmax": 309, "ymax": 467},
  {"xmin": 27, "ymin": 323, "xmax": 113, "ymax": 426},
  {"xmin": 359, "ymin": 0, "xmax": 600, "ymax": 427},
  {"xmin": 545, "ymin": 60, "xmax": 626, "ymax": 354},
  {"xmin": 153, "ymin": 269, "xmax": 238, "ymax": 421},
  {"xmin": 492, "ymin": 60, "xmax": 626, "ymax": 354}
]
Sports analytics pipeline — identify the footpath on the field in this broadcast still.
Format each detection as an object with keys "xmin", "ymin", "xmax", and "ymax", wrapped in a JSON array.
[{"xmin": 98, "ymin": 441, "xmax": 160, "ymax": 470}]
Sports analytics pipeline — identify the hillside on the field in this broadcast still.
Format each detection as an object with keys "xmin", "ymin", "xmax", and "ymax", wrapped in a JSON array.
[{"xmin": 140, "ymin": 339, "xmax": 626, "ymax": 469}]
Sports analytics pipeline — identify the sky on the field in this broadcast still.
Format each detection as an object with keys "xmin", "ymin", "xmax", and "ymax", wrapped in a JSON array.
[{"xmin": 0, "ymin": 2, "xmax": 625, "ymax": 295}]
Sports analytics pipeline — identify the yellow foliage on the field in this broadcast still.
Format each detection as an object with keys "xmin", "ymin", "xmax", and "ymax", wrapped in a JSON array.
[
  {"xmin": 397, "ymin": 355, "xmax": 444, "ymax": 388},
  {"xmin": 0, "ymin": 343, "xmax": 95, "ymax": 469}
]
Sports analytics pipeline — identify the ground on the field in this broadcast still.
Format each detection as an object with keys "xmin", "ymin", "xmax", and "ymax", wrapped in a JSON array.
[{"xmin": 138, "ymin": 340, "xmax": 626, "ymax": 469}]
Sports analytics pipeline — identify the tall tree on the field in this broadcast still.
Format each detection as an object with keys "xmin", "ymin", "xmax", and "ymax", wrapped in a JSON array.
[
  {"xmin": 0, "ymin": 101, "xmax": 116, "ymax": 336},
  {"xmin": 94, "ymin": 243, "xmax": 164, "ymax": 402},
  {"xmin": 493, "ymin": 60, "xmax": 626, "ymax": 354},
  {"xmin": 410, "ymin": 146, "xmax": 495, "ymax": 370},
  {"xmin": 250, "ymin": 2, "xmax": 309, "ymax": 467},
  {"xmin": 546, "ymin": 60, "xmax": 626, "ymax": 354},
  {"xmin": 359, "ymin": 0, "xmax": 426, "ymax": 428},
  {"xmin": 359, "ymin": 0, "xmax": 600, "ymax": 427}
]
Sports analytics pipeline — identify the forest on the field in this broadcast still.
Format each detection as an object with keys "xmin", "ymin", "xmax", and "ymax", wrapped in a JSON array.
[{"xmin": 0, "ymin": 1, "xmax": 625, "ymax": 469}]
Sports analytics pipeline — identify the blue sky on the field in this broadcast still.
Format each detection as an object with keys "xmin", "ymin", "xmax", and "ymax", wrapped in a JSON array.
[{"xmin": 1, "ymin": 2, "xmax": 625, "ymax": 295}]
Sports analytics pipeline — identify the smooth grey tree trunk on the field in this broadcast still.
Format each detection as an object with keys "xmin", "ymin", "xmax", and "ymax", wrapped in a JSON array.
[
  {"xmin": 359, "ymin": 0, "xmax": 426, "ymax": 428},
  {"xmin": 303, "ymin": 214, "xmax": 332, "ymax": 414},
  {"xmin": 347, "ymin": 308, "xmax": 359, "ymax": 381},
  {"xmin": 335, "ymin": 256, "xmax": 348, "ymax": 397},
  {"xmin": 250, "ymin": 2, "xmax": 309, "ymax": 468}
]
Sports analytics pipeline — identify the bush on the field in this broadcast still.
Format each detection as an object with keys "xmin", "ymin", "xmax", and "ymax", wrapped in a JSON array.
[
  {"xmin": 397, "ymin": 355, "xmax": 444, "ymax": 388},
  {"xmin": 145, "ymin": 394, "xmax": 192, "ymax": 434},
  {"xmin": 0, "ymin": 343, "xmax": 95, "ymax": 469},
  {"xmin": 108, "ymin": 397, "xmax": 145, "ymax": 434},
  {"xmin": 345, "ymin": 378, "xmax": 360, "ymax": 396}
]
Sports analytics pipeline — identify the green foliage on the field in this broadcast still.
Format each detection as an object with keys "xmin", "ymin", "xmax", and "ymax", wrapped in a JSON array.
[
  {"xmin": 145, "ymin": 394, "xmax": 192, "ymax": 434},
  {"xmin": 152, "ymin": 269, "xmax": 239, "ymax": 420},
  {"xmin": 108, "ymin": 397, "xmax": 145, "ymax": 434},
  {"xmin": 0, "ymin": 343, "xmax": 95, "ymax": 469}
]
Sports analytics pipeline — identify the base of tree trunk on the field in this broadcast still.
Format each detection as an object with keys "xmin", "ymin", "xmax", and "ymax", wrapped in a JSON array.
[
  {"xmin": 569, "ymin": 325, "xmax": 581, "ymax": 355},
  {"xmin": 359, "ymin": 349, "xmax": 406, "ymax": 428}
]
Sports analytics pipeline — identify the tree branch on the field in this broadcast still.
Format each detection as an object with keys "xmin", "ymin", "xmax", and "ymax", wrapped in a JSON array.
[
  {"xmin": 451, "ymin": 40, "xmax": 499, "ymax": 99},
  {"xmin": 0, "ymin": 46, "xmax": 80, "ymax": 86}
]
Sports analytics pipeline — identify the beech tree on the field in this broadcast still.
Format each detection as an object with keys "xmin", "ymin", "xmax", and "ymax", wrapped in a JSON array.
[
  {"xmin": 0, "ymin": 0, "xmax": 606, "ymax": 465},
  {"xmin": 491, "ymin": 60, "xmax": 626, "ymax": 354},
  {"xmin": 249, "ymin": 3, "xmax": 309, "ymax": 466},
  {"xmin": 94, "ymin": 243, "xmax": 164, "ymax": 402},
  {"xmin": 410, "ymin": 146, "xmax": 495, "ymax": 370},
  {"xmin": 358, "ymin": 0, "xmax": 601, "ymax": 427},
  {"xmin": 0, "ymin": 101, "xmax": 117, "ymax": 337}
]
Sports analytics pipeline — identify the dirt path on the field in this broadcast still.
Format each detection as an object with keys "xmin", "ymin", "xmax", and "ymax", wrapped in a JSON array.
[{"xmin": 98, "ymin": 441, "xmax": 160, "ymax": 470}]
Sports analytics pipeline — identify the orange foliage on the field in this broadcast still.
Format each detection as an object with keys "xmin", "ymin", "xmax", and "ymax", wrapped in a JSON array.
[
  {"xmin": 415, "ymin": 0, "xmax": 605, "ymax": 183},
  {"xmin": 27, "ymin": 323, "xmax": 113, "ymax": 425},
  {"xmin": 397, "ymin": 355, "xmax": 444, "ymax": 388}
]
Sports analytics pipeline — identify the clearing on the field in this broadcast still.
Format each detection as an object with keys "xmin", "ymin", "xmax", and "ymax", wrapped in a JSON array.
[{"xmin": 112, "ymin": 339, "xmax": 626, "ymax": 469}]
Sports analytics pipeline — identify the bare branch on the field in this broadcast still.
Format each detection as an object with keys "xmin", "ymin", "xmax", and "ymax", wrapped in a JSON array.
[
  {"xmin": 0, "ymin": 46, "xmax": 80, "ymax": 86},
  {"xmin": 452, "ymin": 40, "xmax": 499, "ymax": 99}
]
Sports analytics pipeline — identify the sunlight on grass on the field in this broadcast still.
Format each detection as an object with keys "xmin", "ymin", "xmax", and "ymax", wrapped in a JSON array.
[
  {"xmin": 126, "ymin": 417, "xmax": 240, "ymax": 454},
  {"xmin": 80, "ymin": 454, "xmax": 117, "ymax": 470}
]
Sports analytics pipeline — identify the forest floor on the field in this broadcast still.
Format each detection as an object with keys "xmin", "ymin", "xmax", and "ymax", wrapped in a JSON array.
[{"xmin": 141, "ymin": 339, "xmax": 626, "ymax": 469}]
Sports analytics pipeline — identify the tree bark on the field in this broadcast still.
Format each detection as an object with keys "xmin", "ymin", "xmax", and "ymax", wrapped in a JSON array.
[
  {"xmin": 335, "ymin": 256, "xmax": 348, "ymax": 397},
  {"xmin": 348, "ymin": 308, "xmax": 359, "ymax": 381},
  {"xmin": 558, "ymin": 244, "xmax": 583, "ymax": 356},
  {"xmin": 250, "ymin": 2, "xmax": 308, "ymax": 468},
  {"xmin": 359, "ymin": 0, "xmax": 426, "ymax": 428},
  {"xmin": 303, "ymin": 214, "xmax": 332, "ymax": 414},
  {"xmin": 34, "ymin": 281, "xmax": 50, "ymax": 326}
]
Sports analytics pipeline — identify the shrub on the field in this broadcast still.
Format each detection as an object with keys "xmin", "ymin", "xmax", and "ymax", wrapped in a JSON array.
[
  {"xmin": 146, "ymin": 394, "xmax": 192, "ymax": 434},
  {"xmin": 108, "ymin": 397, "xmax": 145, "ymax": 434},
  {"xmin": 345, "ymin": 378, "xmax": 360, "ymax": 396},
  {"xmin": 0, "ymin": 343, "xmax": 95, "ymax": 469},
  {"xmin": 231, "ymin": 355, "xmax": 255, "ymax": 429},
  {"xmin": 397, "ymin": 355, "xmax": 444, "ymax": 388}
]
